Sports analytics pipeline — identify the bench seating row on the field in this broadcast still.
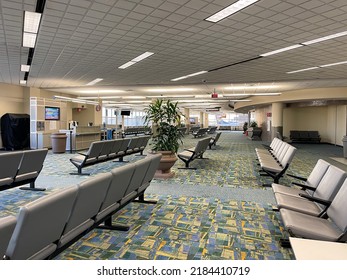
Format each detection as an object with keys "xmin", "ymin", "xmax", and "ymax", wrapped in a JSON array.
[
  {"xmin": 270, "ymin": 159, "xmax": 347, "ymax": 246},
  {"xmin": 0, "ymin": 153, "xmax": 162, "ymax": 260},
  {"xmin": 0, "ymin": 149, "xmax": 48, "ymax": 192},
  {"xmin": 290, "ymin": 130, "xmax": 321, "ymax": 143},
  {"xmin": 122, "ymin": 126, "xmax": 151, "ymax": 137},
  {"xmin": 256, "ymin": 137, "xmax": 297, "ymax": 184},
  {"xmin": 177, "ymin": 137, "xmax": 211, "ymax": 169},
  {"xmin": 70, "ymin": 135, "xmax": 151, "ymax": 175}
]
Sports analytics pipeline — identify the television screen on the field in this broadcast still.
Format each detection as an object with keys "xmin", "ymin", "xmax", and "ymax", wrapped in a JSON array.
[
  {"xmin": 45, "ymin": 106, "xmax": 60, "ymax": 120},
  {"xmin": 121, "ymin": 110, "xmax": 131, "ymax": 116}
]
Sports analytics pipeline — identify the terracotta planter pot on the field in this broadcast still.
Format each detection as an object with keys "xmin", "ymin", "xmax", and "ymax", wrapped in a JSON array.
[{"xmin": 153, "ymin": 150, "xmax": 178, "ymax": 179}]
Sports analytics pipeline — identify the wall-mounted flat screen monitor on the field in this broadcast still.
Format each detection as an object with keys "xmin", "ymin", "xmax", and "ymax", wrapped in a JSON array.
[
  {"xmin": 121, "ymin": 110, "xmax": 131, "ymax": 116},
  {"xmin": 45, "ymin": 106, "xmax": 60, "ymax": 120}
]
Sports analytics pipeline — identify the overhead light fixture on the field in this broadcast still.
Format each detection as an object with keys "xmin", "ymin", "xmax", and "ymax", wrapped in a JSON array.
[
  {"xmin": 205, "ymin": 0, "xmax": 260, "ymax": 23},
  {"xmin": 287, "ymin": 59, "xmax": 347, "ymax": 74},
  {"xmin": 79, "ymin": 89, "xmax": 125, "ymax": 94},
  {"xmin": 54, "ymin": 95, "xmax": 99, "ymax": 105},
  {"xmin": 224, "ymin": 85, "xmax": 279, "ymax": 90},
  {"xmin": 122, "ymin": 96, "xmax": 146, "ymax": 99},
  {"xmin": 320, "ymin": 60, "xmax": 347, "ymax": 68},
  {"xmin": 302, "ymin": 31, "xmax": 347, "ymax": 45},
  {"xmin": 86, "ymin": 78, "xmax": 103, "ymax": 86},
  {"xmin": 148, "ymin": 95, "xmax": 195, "ymax": 98},
  {"xmin": 118, "ymin": 52, "xmax": 154, "ymax": 69},
  {"xmin": 287, "ymin": 67, "xmax": 320, "ymax": 74},
  {"xmin": 146, "ymin": 88, "xmax": 195, "ymax": 92},
  {"xmin": 23, "ymin": 32, "xmax": 37, "ymax": 48},
  {"xmin": 260, "ymin": 44, "xmax": 303, "ymax": 57},
  {"xmin": 24, "ymin": 11, "xmax": 41, "ymax": 33},
  {"xmin": 251, "ymin": 93, "xmax": 281, "ymax": 96},
  {"xmin": 223, "ymin": 92, "xmax": 281, "ymax": 96},
  {"xmin": 21, "ymin": 64, "xmax": 30, "ymax": 72},
  {"xmin": 171, "ymin": 71, "xmax": 207, "ymax": 82},
  {"xmin": 118, "ymin": 61, "xmax": 136, "ymax": 69},
  {"xmin": 22, "ymin": 11, "xmax": 41, "ymax": 48},
  {"xmin": 20, "ymin": 80, "xmax": 27, "ymax": 85}
]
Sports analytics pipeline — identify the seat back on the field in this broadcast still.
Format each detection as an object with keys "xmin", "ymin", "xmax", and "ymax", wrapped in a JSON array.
[
  {"xmin": 213, "ymin": 132, "xmax": 221, "ymax": 143},
  {"xmin": 95, "ymin": 164, "xmax": 135, "ymax": 222},
  {"xmin": 195, "ymin": 137, "xmax": 211, "ymax": 156},
  {"xmin": 0, "ymin": 216, "xmax": 16, "ymax": 259},
  {"xmin": 119, "ymin": 138, "xmax": 131, "ymax": 153},
  {"xmin": 98, "ymin": 140, "xmax": 114, "ymax": 158},
  {"xmin": 58, "ymin": 173, "xmax": 112, "ymax": 247},
  {"xmin": 123, "ymin": 158, "xmax": 151, "ymax": 198},
  {"xmin": 127, "ymin": 137, "xmax": 140, "ymax": 150},
  {"xmin": 139, "ymin": 135, "xmax": 151, "ymax": 149},
  {"xmin": 109, "ymin": 139, "xmax": 123, "ymax": 155},
  {"xmin": 313, "ymin": 165, "xmax": 347, "ymax": 201},
  {"xmin": 87, "ymin": 141, "xmax": 104, "ymax": 159},
  {"xmin": 280, "ymin": 145, "xmax": 296, "ymax": 167},
  {"xmin": 140, "ymin": 154, "xmax": 162, "ymax": 188},
  {"xmin": 6, "ymin": 186, "xmax": 78, "ymax": 260},
  {"xmin": 14, "ymin": 149, "xmax": 48, "ymax": 183},
  {"xmin": 0, "ymin": 151, "xmax": 23, "ymax": 187},
  {"xmin": 306, "ymin": 159, "xmax": 331, "ymax": 191},
  {"xmin": 326, "ymin": 178, "xmax": 347, "ymax": 240}
]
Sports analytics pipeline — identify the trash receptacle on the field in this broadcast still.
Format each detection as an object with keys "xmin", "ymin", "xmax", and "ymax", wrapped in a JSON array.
[
  {"xmin": 343, "ymin": 136, "xmax": 347, "ymax": 158},
  {"xmin": 51, "ymin": 133, "xmax": 67, "ymax": 153}
]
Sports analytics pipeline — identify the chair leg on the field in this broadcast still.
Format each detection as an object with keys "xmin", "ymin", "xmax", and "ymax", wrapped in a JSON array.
[
  {"xmin": 19, "ymin": 181, "xmax": 46, "ymax": 191},
  {"xmin": 97, "ymin": 217, "xmax": 129, "ymax": 231},
  {"xmin": 279, "ymin": 238, "xmax": 291, "ymax": 248}
]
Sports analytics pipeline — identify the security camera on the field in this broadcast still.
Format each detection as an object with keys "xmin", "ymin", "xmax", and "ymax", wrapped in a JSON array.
[{"xmin": 202, "ymin": 79, "xmax": 207, "ymax": 83}]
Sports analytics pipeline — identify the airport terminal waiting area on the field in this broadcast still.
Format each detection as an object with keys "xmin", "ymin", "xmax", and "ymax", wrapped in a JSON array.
[{"xmin": 1, "ymin": 131, "xmax": 346, "ymax": 260}]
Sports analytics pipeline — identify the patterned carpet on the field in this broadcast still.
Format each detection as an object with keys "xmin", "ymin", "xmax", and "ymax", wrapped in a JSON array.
[{"xmin": 0, "ymin": 131, "xmax": 345, "ymax": 260}]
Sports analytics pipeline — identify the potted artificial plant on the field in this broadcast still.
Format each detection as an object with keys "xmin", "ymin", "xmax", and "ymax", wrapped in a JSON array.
[
  {"xmin": 144, "ymin": 99, "xmax": 183, "ymax": 178},
  {"xmin": 247, "ymin": 121, "xmax": 262, "ymax": 140}
]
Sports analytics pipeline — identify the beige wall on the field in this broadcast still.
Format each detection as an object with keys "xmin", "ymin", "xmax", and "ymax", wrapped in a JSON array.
[
  {"xmin": 327, "ymin": 105, "xmax": 347, "ymax": 145},
  {"xmin": 283, "ymin": 106, "xmax": 328, "ymax": 141},
  {"xmin": 0, "ymin": 83, "xmax": 26, "ymax": 116},
  {"xmin": 72, "ymin": 104, "xmax": 102, "ymax": 127},
  {"xmin": 283, "ymin": 105, "xmax": 347, "ymax": 145}
]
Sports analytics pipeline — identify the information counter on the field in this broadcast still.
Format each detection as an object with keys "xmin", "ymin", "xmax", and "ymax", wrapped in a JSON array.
[{"xmin": 60, "ymin": 126, "xmax": 101, "ymax": 151}]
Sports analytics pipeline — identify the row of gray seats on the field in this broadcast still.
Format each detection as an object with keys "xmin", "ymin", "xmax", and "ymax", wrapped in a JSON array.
[
  {"xmin": 70, "ymin": 135, "xmax": 151, "ymax": 175},
  {"xmin": 122, "ymin": 126, "xmax": 151, "ymax": 137},
  {"xmin": 271, "ymin": 159, "xmax": 347, "ymax": 246},
  {"xmin": 177, "ymin": 137, "xmax": 211, "ymax": 169},
  {"xmin": 0, "ymin": 153, "xmax": 162, "ymax": 260},
  {"xmin": 0, "ymin": 149, "xmax": 48, "ymax": 192},
  {"xmin": 256, "ymin": 137, "xmax": 297, "ymax": 184},
  {"xmin": 192, "ymin": 128, "xmax": 209, "ymax": 138}
]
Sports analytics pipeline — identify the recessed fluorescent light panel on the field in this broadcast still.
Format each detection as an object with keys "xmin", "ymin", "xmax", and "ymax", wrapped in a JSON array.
[
  {"xmin": 24, "ymin": 11, "xmax": 41, "ymax": 33},
  {"xmin": 118, "ymin": 52, "xmax": 154, "ymax": 69},
  {"xmin": 320, "ymin": 60, "xmax": 347, "ymax": 68},
  {"xmin": 171, "ymin": 71, "xmax": 207, "ymax": 82},
  {"xmin": 205, "ymin": 0, "xmax": 260, "ymax": 23},
  {"xmin": 287, "ymin": 67, "xmax": 319, "ymax": 74},
  {"xmin": 79, "ymin": 89, "xmax": 125, "ymax": 94},
  {"xmin": 86, "ymin": 78, "xmax": 103, "ymax": 86},
  {"xmin": 302, "ymin": 31, "xmax": 347, "ymax": 45},
  {"xmin": 20, "ymin": 80, "xmax": 27, "ymax": 85},
  {"xmin": 21, "ymin": 65, "xmax": 30, "ymax": 72},
  {"xmin": 22, "ymin": 11, "xmax": 41, "ymax": 48},
  {"xmin": 23, "ymin": 32, "xmax": 37, "ymax": 48},
  {"xmin": 260, "ymin": 44, "xmax": 303, "ymax": 57},
  {"xmin": 146, "ymin": 88, "xmax": 195, "ymax": 93}
]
